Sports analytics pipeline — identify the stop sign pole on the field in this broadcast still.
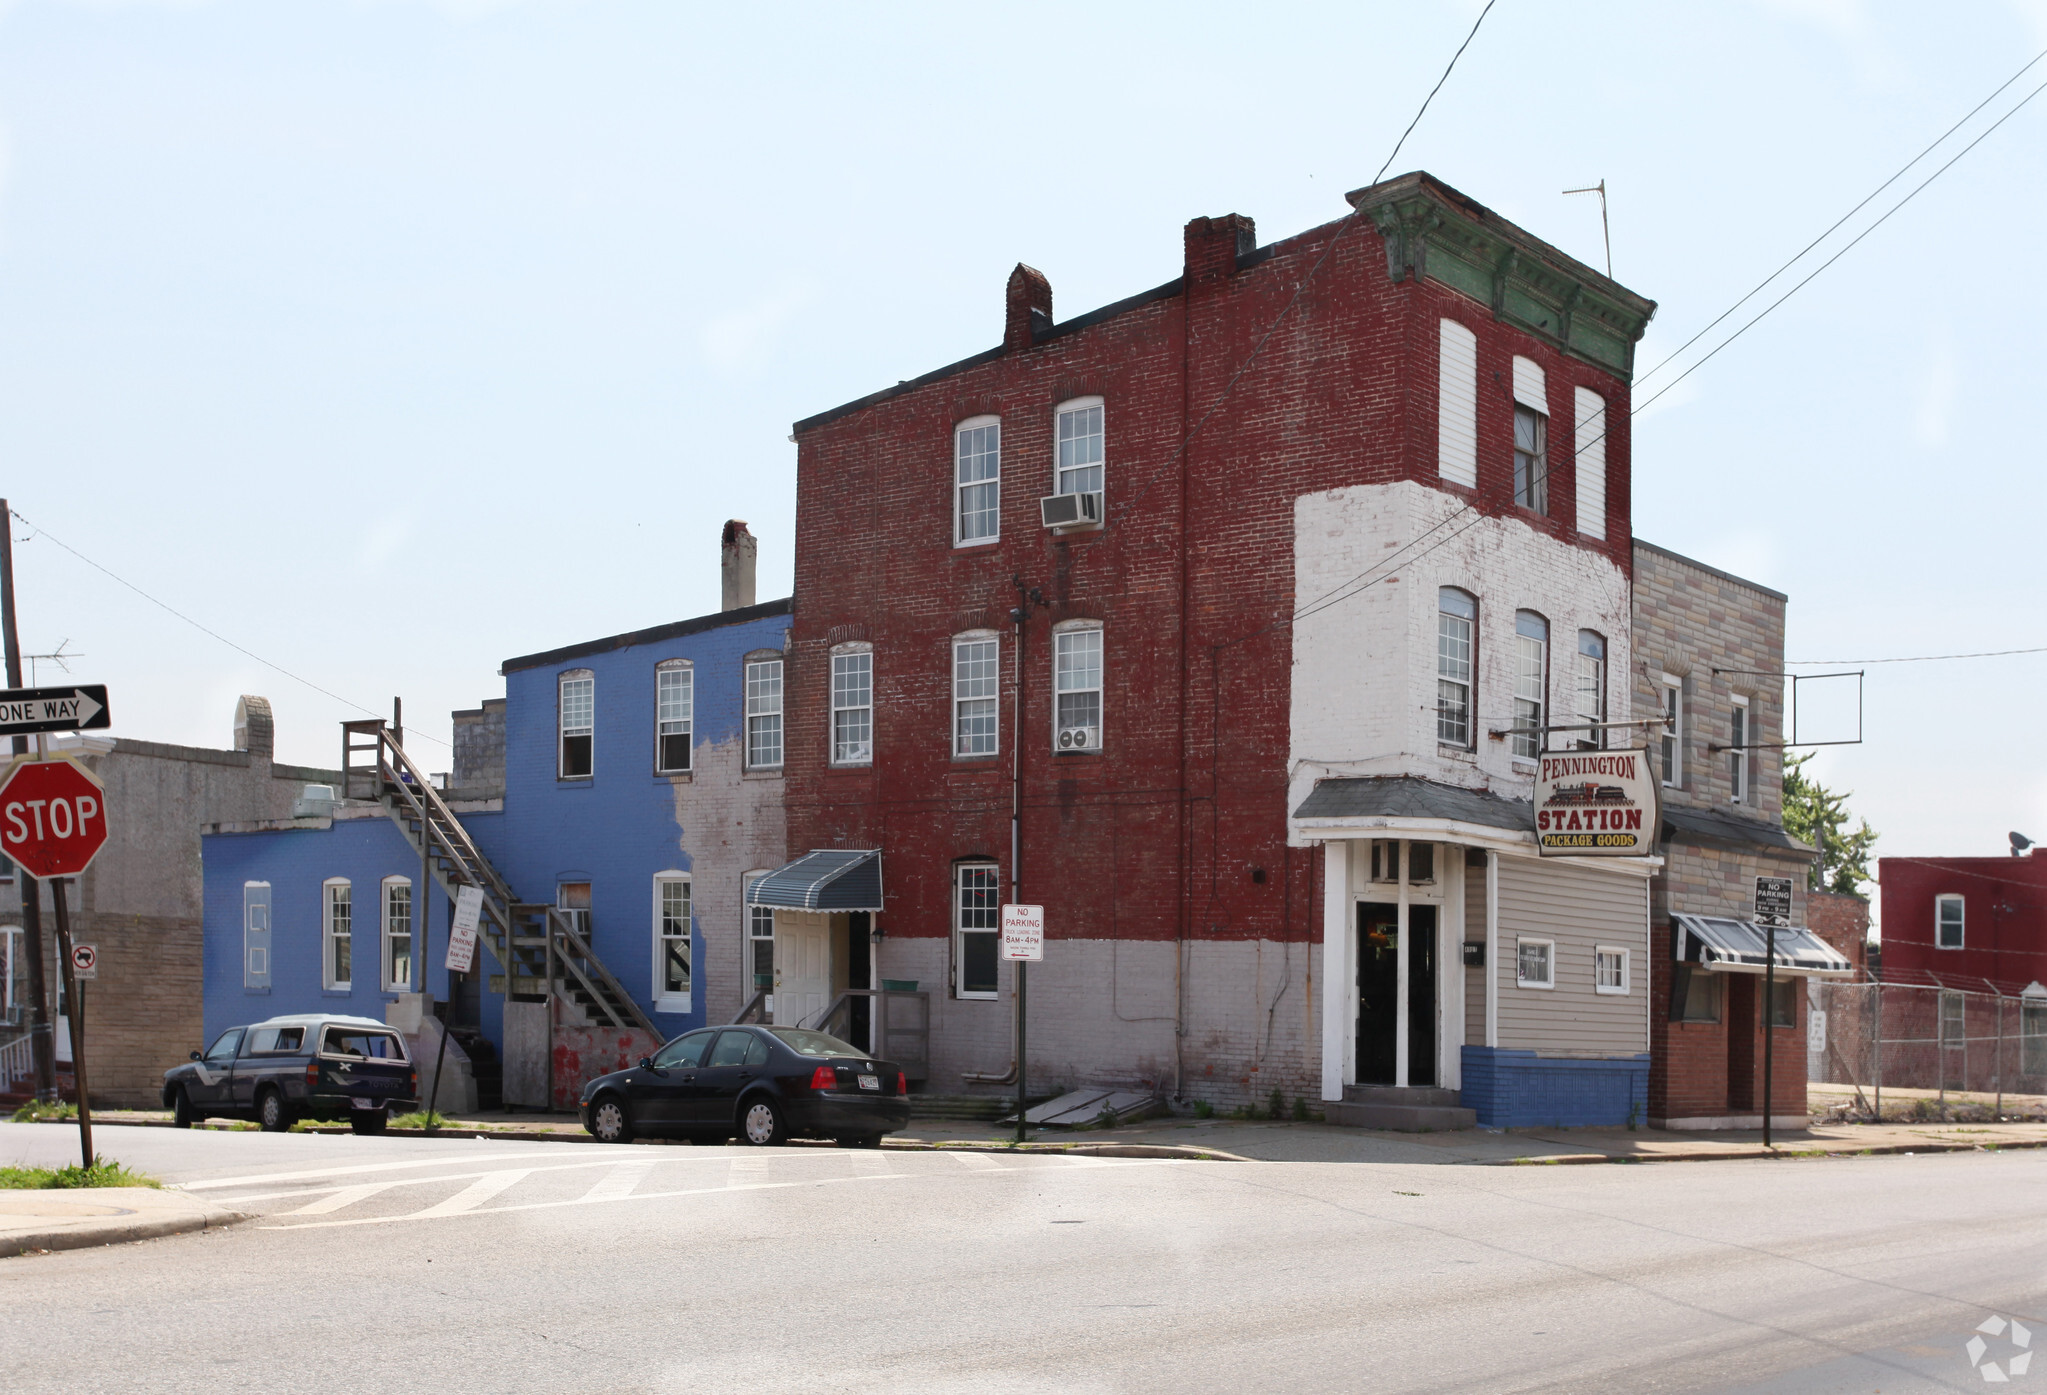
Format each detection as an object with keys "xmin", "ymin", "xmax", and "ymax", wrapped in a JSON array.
[{"xmin": 0, "ymin": 754, "xmax": 111, "ymax": 1168}]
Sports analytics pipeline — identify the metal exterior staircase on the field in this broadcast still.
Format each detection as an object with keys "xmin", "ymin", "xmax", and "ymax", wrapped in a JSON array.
[{"xmin": 342, "ymin": 720, "xmax": 655, "ymax": 1035}]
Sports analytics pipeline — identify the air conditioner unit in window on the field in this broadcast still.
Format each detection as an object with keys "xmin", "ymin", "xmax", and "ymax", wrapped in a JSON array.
[
  {"xmin": 1057, "ymin": 726, "xmax": 1098, "ymax": 752},
  {"xmin": 1040, "ymin": 491, "xmax": 1103, "ymax": 530}
]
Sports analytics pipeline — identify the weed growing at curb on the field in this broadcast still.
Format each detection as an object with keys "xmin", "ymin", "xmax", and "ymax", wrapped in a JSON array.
[
  {"xmin": 0, "ymin": 1157, "xmax": 160, "ymax": 1189},
  {"xmin": 9, "ymin": 1101, "xmax": 77, "ymax": 1123},
  {"xmin": 1193, "ymin": 1100, "xmax": 1214, "ymax": 1120}
]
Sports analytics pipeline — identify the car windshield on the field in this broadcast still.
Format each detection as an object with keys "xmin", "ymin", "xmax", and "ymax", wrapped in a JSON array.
[
  {"xmin": 323, "ymin": 1029, "xmax": 405, "ymax": 1060},
  {"xmin": 766, "ymin": 1028, "xmax": 868, "ymax": 1059}
]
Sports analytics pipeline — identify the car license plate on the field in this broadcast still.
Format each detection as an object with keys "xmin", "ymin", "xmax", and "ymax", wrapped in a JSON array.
[
  {"xmin": 858, "ymin": 1074, "xmax": 880, "ymax": 1092},
  {"xmin": 351, "ymin": 1097, "xmax": 374, "ymax": 1109}
]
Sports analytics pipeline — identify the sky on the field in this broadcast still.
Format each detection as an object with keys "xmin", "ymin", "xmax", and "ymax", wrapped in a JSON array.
[{"xmin": 0, "ymin": 0, "xmax": 2042, "ymax": 901}]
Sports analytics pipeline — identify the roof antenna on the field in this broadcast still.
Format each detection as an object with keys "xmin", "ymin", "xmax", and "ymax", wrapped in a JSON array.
[
  {"xmin": 1564, "ymin": 179, "xmax": 1611, "ymax": 278},
  {"xmin": 2012, "ymin": 831, "xmax": 2034, "ymax": 857}
]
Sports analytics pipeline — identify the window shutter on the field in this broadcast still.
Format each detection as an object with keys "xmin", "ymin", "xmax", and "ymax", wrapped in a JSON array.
[
  {"xmin": 1436, "ymin": 320, "xmax": 1478, "ymax": 487},
  {"xmin": 1511, "ymin": 356, "xmax": 1546, "ymax": 413},
  {"xmin": 1574, "ymin": 387, "xmax": 1607, "ymax": 539}
]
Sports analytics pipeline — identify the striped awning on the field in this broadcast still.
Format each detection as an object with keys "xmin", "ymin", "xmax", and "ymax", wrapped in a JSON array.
[
  {"xmin": 1674, "ymin": 914, "xmax": 1854, "ymax": 978},
  {"xmin": 746, "ymin": 849, "xmax": 884, "ymax": 913}
]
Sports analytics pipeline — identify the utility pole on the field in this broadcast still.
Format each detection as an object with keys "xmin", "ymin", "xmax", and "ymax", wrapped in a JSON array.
[
  {"xmin": 0, "ymin": 498, "xmax": 55, "ymax": 1103},
  {"xmin": 1010, "ymin": 577, "xmax": 1043, "ymax": 1146}
]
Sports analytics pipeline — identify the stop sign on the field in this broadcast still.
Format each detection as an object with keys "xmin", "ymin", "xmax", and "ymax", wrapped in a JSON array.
[{"xmin": 0, "ymin": 756, "xmax": 110, "ymax": 878}]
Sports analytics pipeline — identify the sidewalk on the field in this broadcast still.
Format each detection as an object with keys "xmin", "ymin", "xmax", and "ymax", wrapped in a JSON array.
[
  {"xmin": 0, "ymin": 1186, "xmax": 250, "ymax": 1259},
  {"xmin": 64, "ymin": 1107, "xmax": 2047, "ymax": 1166}
]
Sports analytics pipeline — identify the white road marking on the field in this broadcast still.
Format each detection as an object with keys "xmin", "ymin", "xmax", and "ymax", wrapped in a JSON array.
[
  {"xmin": 728, "ymin": 1155, "xmax": 770, "ymax": 1188},
  {"xmin": 944, "ymin": 1150, "xmax": 1006, "ymax": 1171},
  {"xmin": 579, "ymin": 1161, "xmax": 655, "ymax": 1203},
  {"xmin": 279, "ymin": 1181, "xmax": 408, "ymax": 1216},
  {"xmin": 849, "ymin": 1151, "xmax": 891, "ymax": 1177},
  {"xmin": 410, "ymin": 1169, "xmax": 533, "ymax": 1218},
  {"xmin": 174, "ymin": 1149, "xmax": 590, "ymax": 1191},
  {"xmin": 196, "ymin": 1155, "xmax": 684, "ymax": 1204}
]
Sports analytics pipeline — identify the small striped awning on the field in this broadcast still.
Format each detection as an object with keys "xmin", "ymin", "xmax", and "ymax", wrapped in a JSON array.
[
  {"xmin": 746, "ymin": 849, "xmax": 884, "ymax": 913},
  {"xmin": 1674, "ymin": 914, "xmax": 1854, "ymax": 978}
]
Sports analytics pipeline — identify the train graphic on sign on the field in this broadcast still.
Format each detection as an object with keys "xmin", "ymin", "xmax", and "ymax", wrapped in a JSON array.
[{"xmin": 1544, "ymin": 781, "xmax": 1630, "ymax": 807}]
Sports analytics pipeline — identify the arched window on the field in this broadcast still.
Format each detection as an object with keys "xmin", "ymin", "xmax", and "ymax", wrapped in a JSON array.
[
  {"xmin": 656, "ymin": 659, "xmax": 693, "ymax": 774},
  {"xmin": 1512, "ymin": 357, "xmax": 1548, "ymax": 514},
  {"xmin": 1436, "ymin": 321, "xmax": 1478, "ymax": 487},
  {"xmin": 830, "ymin": 642, "xmax": 874, "ymax": 765},
  {"xmin": 1574, "ymin": 387, "xmax": 1607, "ymax": 538},
  {"xmin": 1575, "ymin": 630, "xmax": 1606, "ymax": 751},
  {"xmin": 559, "ymin": 669, "xmax": 594, "ymax": 779},
  {"xmin": 1436, "ymin": 588, "xmax": 1476, "ymax": 748},
  {"xmin": 1512, "ymin": 611, "xmax": 1549, "ymax": 759},
  {"xmin": 955, "ymin": 416, "xmax": 1001, "ymax": 545},
  {"xmin": 1054, "ymin": 396, "xmax": 1105, "ymax": 498},
  {"xmin": 953, "ymin": 631, "xmax": 1000, "ymax": 758},
  {"xmin": 381, "ymin": 876, "xmax": 413, "ymax": 993}
]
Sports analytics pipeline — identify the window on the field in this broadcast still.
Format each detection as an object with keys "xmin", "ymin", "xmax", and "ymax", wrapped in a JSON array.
[
  {"xmin": 1437, "ymin": 589, "xmax": 1475, "ymax": 747},
  {"xmin": 558, "ymin": 881, "xmax": 592, "ymax": 945},
  {"xmin": 2023, "ymin": 1002, "xmax": 2047, "ymax": 1075},
  {"xmin": 1594, "ymin": 946, "xmax": 1629, "ymax": 995},
  {"xmin": 323, "ymin": 879, "xmax": 352, "ymax": 991},
  {"xmin": 245, "ymin": 1025, "xmax": 304, "ymax": 1054},
  {"xmin": 1769, "ymin": 979, "xmax": 1797, "ymax": 1029},
  {"xmin": 1671, "ymin": 965, "xmax": 1721, "ymax": 1023},
  {"xmin": 1512, "ymin": 611, "xmax": 1548, "ymax": 760},
  {"xmin": 743, "ymin": 871, "xmax": 775, "ymax": 992},
  {"xmin": 955, "ymin": 863, "xmax": 1001, "ymax": 999},
  {"xmin": 830, "ymin": 647, "xmax": 873, "ymax": 765},
  {"xmin": 1659, "ymin": 678, "xmax": 1684, "ymax": 789},
  {"xmin": 1053, "ymin": 625, "xmax": 1102, "ymax": 751},
  {"xmin": 653, "ymin": 1030, "xmax": 714, "ymax": 1070},
  {"xmin": 203, "ymin": 1028, "xmax": 244, "ymax": 1065},
  {"xmin": 654, "ymin": 873, "xmax": 691, "ymax": 1009},
  {"xmin": 1436, "ymin": 320, "xmax": 1478, "ymax": 487},
  {"xmin": 656, "ymin": 661, "xmax": 693, "ymax": 774},
  {"xmin": 1575, "ymin": 631, "xmax": 1606, "ymax": 751},
  {"xmin": 1512, "ymin": 356, "xmax": 1548, "ymax": 513},
  {"xmin": 1407, "ymin": 842, "xmax": 1435, "ymax": 884},
  {"xmin": 1055, "ymin": 397, "xmax": 1104, "ymax": 497},
  {"xmin": 1940, "ymin": 989, "xmax": 1965, "ymax": 1045},
  {"xmin": 1936, "ymin": 894, "xmax": 1965, "ymax": 950},
  {"xmin": 1, "ymin": 925, "xmax": 14, "ymax": 1023},
  {"xmin": 954, "ymin": 633, "xmax": 999, "ymax": 758},
  {"xmin": 1369, "ymin": 840, "xmax": 1398, "ymax": 883},
  {"xmin": 382, "ymin": 877, "xmax": 413, "ymax": 993},
  {"xmin": 745, "ymin": 657, "xmax": 784, "ymax": 769},
  {"xmin": 955, "ymin": 417, "xmax": 1001, "ymax": 545},
  {"xmin": 1729, "ymin": 695, "xmax": 1750, "ymax": 803},
  {"xmin": 1516, "ymin": 938, "xmax": 1554, "ymax": 989},
  {"xmin": 559, "ymin": 670, "xmax": 594, "ymax": 779},
  {"xmin": 243, "ymin": 881, "xmax": 271, "ymax": 990},
  {"xmin": 1574, "ymin": 387, "xmax": 1607, "ymax": 539}
]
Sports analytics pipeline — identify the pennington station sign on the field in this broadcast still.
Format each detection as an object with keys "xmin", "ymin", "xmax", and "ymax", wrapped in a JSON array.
[{"xmin": 1534, "ymin": 750, "xmax": 1659, "ymax": 857}]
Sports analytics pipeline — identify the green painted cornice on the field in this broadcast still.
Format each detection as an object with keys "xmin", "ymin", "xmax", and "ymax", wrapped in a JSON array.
[{"xmin": 1347, "ymin": 172, "xmax": 1658, "ymax": 381}]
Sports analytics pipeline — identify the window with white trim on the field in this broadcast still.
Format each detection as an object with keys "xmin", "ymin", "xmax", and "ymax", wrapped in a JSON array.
[
  {"xmin": 1512, "ymin": 611, "xmax": 1548, "ymax": 760},
  {"xmin": 745, "ymin": 657, "xmax": 783, "ymax": 769},
  {"xmin": 1574, "ymin": 387, "xmax": 1607, "ymax": 538},
  {"xmin": 656, "ymin": 660, "xmax": 693, "ymax": 774},
  {"xmin": 1659, "ymin": 677, "xmax": 1684, "ymax": 788},
  {"xmin": 1055, "ymin": 397, "xmax": 1104, "ymax": 497},
  {"xmin": 955, "ymin": 417, "xmax": 1001, "ymax": 545},
  {"xmin": 1729, "ymin": 694, "xmax": 1750, "ymax": 803},
  {"xmin": 1437, "ymin": 588, "xmax": 1475, "ymax": 748},
  {"xmin": 242, "ymin": 881, "xmax": 271, "ymax": 990},
  {"xmin": 743, "ymin": 871, "xmax": 775, "ymax": 992},
  {"xmin": 1516, "ymin": 938, "xmax": 1554, "ymax": 989},
  {"xmin": 653, "ymin": 872, "xmax": 691, "ymax": 1010},
  {"xmin": 1512, "ymin": 356, "xmax": 1548, "ymax": 514},
  {"xmin": 1594, "ymin": 945, "xmax": 1629, "ymax": 995},
  {"xmin": 1575, "ymin": 631, "xmax": 1606, "ymax": 751},
  {"xmin": 953, "ymin": 633, "xmax": 999, "ymax": 758},
  {"xmin": 1053, "ymin": 625, "xmax": 1102, "ymax": 752},
  {"xmin": 324, "ymin": 878, "xmax": 352, "ymax": 991},
  {"xmin": 559, "ymin": 670, "xmax": 594, "ymax": 779},
  {"xmin": 1436, "ymin": 320, "xmax": 1478, "ymax": 487},
  {"xmin": 1936, "ymin": 894, "xmax": 1965, "ymax": 950},
  {"xmin": 830, "ymin": 646, "xmax": 873, "ymax": 765},
  {"xmin": 955, "ymin": 863, "xmax": 1001, "ymax": 999},
  {"xmin": 382, "ymin": 877, "xmax": 413, "ymax": 993}
]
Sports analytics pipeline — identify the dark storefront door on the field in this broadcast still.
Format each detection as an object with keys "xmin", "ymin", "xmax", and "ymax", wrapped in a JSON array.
[
  {"xmin": 1357, "ymin": 904, "xmax": 1399, "ymax": 1085},
  {"xmin": 1408, "ymin": 906, "xmax": 1438, "ymax": 1089}
]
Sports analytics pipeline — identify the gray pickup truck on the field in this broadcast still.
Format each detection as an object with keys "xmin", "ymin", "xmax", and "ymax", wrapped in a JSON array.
[{"xmin": 162, "ymin": 1014, "xmax": 419, "ymax": 1134}]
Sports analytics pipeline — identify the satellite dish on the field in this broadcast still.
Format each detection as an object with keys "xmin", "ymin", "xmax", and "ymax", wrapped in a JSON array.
[{"xmin": 2012, "ymin": 831, "xmax": 2035, "ymax": 857}]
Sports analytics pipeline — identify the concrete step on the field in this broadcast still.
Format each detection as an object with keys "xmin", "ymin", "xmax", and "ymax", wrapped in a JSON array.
[
  {"xmin": 1343, "ymin": 1085, "xmax": 1463, "ymax": 1108},
  {"xmin": 1328, "ymin": 1085, "xmax": 1477, "ymax": 1132}
]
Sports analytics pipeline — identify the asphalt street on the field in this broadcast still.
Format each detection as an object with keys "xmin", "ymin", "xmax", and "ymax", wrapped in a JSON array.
[{"xmin": 2, "ymin": 1121, "xmax": 2042, "ymax": 1394}]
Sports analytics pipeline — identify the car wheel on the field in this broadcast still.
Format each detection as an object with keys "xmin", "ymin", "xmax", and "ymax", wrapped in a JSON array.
[
  {"xmin": 832, "ymin": 1133, "xmax": 883, "ymax": 1150},
  {"xmin": 170, "ymin": 1087, "xmax": 197, "ymax": 1129},
  {"xmin": 740, "ymin": 1095, "xmax": 788, "ymax": 1147},
  {"xmin": 588, "ymin": 1094, "xmax": 634, "ymax": 1144},
  {"xmin": 257, "ymin": 1087, "xmax": 292, "ymax": 1133},
  {"xmin": 349, "ymin": 1108, "xmax": 388, "ymax": 1136}
]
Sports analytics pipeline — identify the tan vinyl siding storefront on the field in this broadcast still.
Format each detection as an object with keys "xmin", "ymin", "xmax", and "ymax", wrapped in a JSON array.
[{"xmin": 1494, "ymin": 855, "xmax": 1648, "ymax": 1057}]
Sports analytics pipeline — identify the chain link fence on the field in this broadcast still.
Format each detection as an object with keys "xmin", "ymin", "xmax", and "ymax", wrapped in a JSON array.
[{"xmin": 1809, "ymin": 980, "xmax": 2047, "ymax": 1120}]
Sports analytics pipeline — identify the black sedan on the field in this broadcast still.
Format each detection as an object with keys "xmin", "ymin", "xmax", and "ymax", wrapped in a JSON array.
[{"xmin": 579, "ymin": 1025, "xmax": 911, "ymax": 1148}]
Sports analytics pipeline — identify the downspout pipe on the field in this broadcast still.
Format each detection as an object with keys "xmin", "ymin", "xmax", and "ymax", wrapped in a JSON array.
[{"xmin": 963, "ymin": 583, "xmax": 1037, "ymax": 1089}]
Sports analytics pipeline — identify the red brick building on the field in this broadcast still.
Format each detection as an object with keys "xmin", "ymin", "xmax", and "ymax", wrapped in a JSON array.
[
  {"xmin": 767, "ymin": 174, "xmax": 1662, "ymax": 1111},
  {"xmin": 1879, "ymin": 851, "xmax": 2047, "ymax": 991}
]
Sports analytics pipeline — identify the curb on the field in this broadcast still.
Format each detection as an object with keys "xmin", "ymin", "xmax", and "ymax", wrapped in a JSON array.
[
  {"xmin": 0, "ymin": 1203, "xmax": 252, "ymax": 1259},
  {"xmin": 1497, "ymin": 1136, "xmax": 2047, "ymax": 1166}
]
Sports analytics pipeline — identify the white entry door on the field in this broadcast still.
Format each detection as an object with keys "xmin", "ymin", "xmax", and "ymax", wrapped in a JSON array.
[{"xmin": 775, "ymin": 920, "xmax": 830, "ymax": 1028}]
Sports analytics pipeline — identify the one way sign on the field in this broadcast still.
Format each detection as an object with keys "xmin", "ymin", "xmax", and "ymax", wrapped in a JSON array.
[{"xmin": 0, "ymin": 685, "xmax": 110, "ymax": 737}]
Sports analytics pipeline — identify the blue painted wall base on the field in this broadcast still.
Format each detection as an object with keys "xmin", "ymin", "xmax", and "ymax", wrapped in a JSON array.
[{"xmin": 1461, "ymin": 1046, "xmax": 1649, "ymax": 1128}]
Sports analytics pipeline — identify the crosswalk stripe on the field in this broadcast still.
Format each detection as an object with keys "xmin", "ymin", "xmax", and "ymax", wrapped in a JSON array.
[
  {"xmin": 579, "ymin": 1161, "xmax": 655, "ymax": 1203},
  {"xmin": 409, "ymin": 1168, "xmax": 534, "ymax": 1218},
  {"xmin": 944, "ymin": 1150, "xmax": 1006, "ymax": 1171},
  {"xmin": 849, "ymin": 1151, "xmax": 890, "ymax": 1177},
  {"xmin": 728, "ymin": 1155, "xmax": 770, "ymax": 1188},
  {"xmin": 279, "ymin": 1181, "xmax": 407, "ymax": 1216}
]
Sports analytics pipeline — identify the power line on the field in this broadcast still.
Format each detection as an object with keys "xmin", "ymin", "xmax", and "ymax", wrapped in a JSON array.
[
  {"xmin": 9, "ymin": 507, "xmax": 452, "ymax": 750},
  {"xmin": 1635, "ymin": 48, "xmax": 2047, "ymax": 389},
  {"xmin": 1373, "ymin": 0, "xmax": 1501, "ymax": 184},
  {"xmin": 1788, "ymin": 646, "xmax": 2047, "ymax": 666}
]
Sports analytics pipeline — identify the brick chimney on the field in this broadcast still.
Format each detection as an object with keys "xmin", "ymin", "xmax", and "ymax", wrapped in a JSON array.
[
  {"xmin": 721, "ymin": 520, "xmax": 757, "ymax": 611},
  {"xmin": 233, "ymin": 695, "xmax": 274, "ymax": 759},
  {"xmin": 1184, "ymin": 214, "xmax": 1257, "ymax": 286},
  {"xmin": 1005, "ymin": 263, "xmax": 1052, "ymax": 352}
]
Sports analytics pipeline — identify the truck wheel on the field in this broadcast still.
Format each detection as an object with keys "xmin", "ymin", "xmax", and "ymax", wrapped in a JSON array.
[
  {"xmin": 349, "ymin": 1108, "xmax": 388, "ymax": 1136},
  {"xmin": 170, "ymin": 1087, "xmax": 198, "ymax": 1129},
  {"xmin": 257, "ymin": 1087, "xmax": 292, "ymax": 1132}
]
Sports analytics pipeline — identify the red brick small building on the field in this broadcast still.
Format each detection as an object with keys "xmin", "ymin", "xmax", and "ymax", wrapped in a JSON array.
[{"xmin": 1879, "ymin": 851, "xmax": 2047, "ymax": 992}]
